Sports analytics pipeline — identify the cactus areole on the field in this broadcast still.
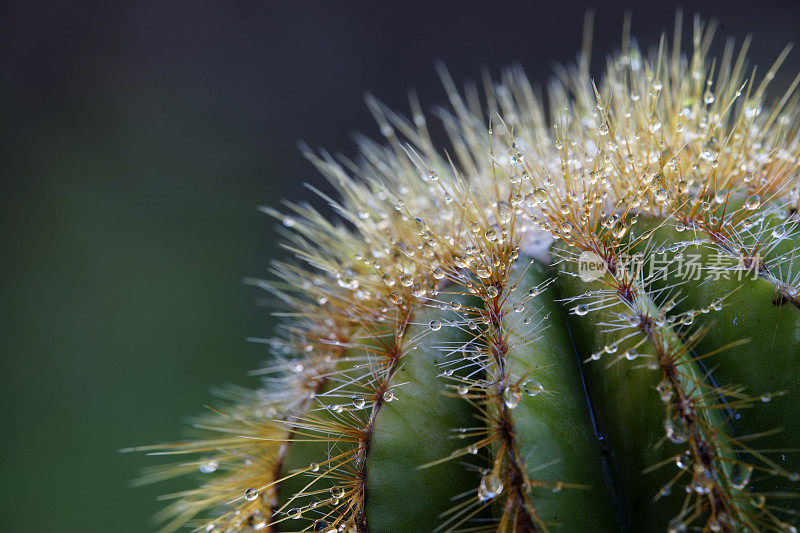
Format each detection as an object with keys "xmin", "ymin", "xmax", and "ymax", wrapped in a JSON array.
[{"xmin": 137, "ymin": 16, "xmax": 800, "ymax": 533}]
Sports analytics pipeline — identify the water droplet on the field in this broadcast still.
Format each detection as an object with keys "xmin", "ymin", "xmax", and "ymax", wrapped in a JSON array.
[
  {"xmin": 651, "ymin": 79, "xmax": 663, "ymax": 92},
  {"xmin": 657, "ymin": 379, "xmax": 673, "ymax": 402},
  {"xmin": 449, "ymin": 301, "xmax": 462, "ymax": 311},
  {"xmin": 665, "ymin": 417, "xmax": 689, "ymax": 443},
  {"xmin": 503, "ymin": 385, "xmax": 522, "ymax": 409},
  {"xmin": 476, "ymin": 266, "xmax": 492, "ymax": 279},
  {"xmin": 703, "ymin": 90, "xmax": 715, "ymax": 105},
  {"xmin": 467, "ymin": 444, "xmax": 479, "ymax": 455},
  {"xmin": 383, "ymin": 390, "xmax": 396, "ymax": 402},
  {"xmin": 573, "ymin": 304, "xmax": 589, "ymax": 316},
  {"xmin": 351, "ymin": 396, "xmax": 366, "ymax": 409},
  {"xmin": 477, "ymin": 473, "xmax": 503, "ymax": 502},
  {"xmin": 432, "ymin": 267, "xmax": 445, "ymax": 279},
  {"xmin": 599, "ymin": 122, "xmax": 609, "ymax": 136},
  {"xmin": 457, "ymin": 384, "xmax": 469, "ymax": 396},
  {"xmin": 429, "ymin": 320, "xmax": 442, "ymax": 331},
  {"xmin": 773, "ymin": 225, "xmax": 787, "ymax": 239},
  {"xmin": 668, "ymin": 520, "xmax": 687, "ymax": 533},
  {"xmin": 199, "ymin": 460, "xmax": 218, "ymax": 474},
  {"xmin": 605, "ymin": 342, "xmax": 618, "ymax": 354},
  {"xmin": 330, "ymin": 485, "xmax": 345, "ymax": 499},
  {"xmin": 649, "ymin": 113, "xmax": 662, "ymax": 133},
  {"xmin": 730, "ymin": 463, "xmax": 753, "ymax": 490},
  {"xmin": 486, "ymin": 285, "xmax": 500, "ymax": 298},
  {"xmin": 655, "ymin": 188, "xmax": 669, "ymax": 204},
  {"xmin": 675, "ymin": 452, "xmax": 692, "ymax": 470},
  {"xmin": 289, "ymin": 508, "xmax": 303, "ymax": 519},
  {"xmin": 244, "ymin": 488, "xmax": 259, "ymax": 501},
  {"xmin": 524, "ymin": 379, "xmax": 544, "ymax": 397},
  {"xmin": 744, "ymin": 194, "xmax": 761, "ymax": 210}
]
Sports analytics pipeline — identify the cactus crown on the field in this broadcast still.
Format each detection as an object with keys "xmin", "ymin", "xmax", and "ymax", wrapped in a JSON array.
[{"xmin": 131, "ymin": 13, "xmax": 800, "ymax": 533}]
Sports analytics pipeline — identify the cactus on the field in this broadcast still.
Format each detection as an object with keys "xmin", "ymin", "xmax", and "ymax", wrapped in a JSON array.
[{"xmin": 131, "ymin": 14, "xmax": 800, "ymax": 533}]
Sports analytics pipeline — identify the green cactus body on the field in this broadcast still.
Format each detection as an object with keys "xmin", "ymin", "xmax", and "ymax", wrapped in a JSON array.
[
  {"xmin": 633, "ymin": 219, "xmax": 800, "ymax": 497},
  {"xmin": 134, "ymin": 15, "xmax": 800, "ymax": 533}
]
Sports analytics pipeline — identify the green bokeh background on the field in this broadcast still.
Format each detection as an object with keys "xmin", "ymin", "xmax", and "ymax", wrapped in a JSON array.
[{"xmin": 2, "ymin": 1, "xmax": 799, "ymax": 531}]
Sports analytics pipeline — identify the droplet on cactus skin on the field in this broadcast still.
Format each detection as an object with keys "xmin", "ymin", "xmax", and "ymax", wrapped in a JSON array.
[
  {"xmin": 477, "ymin": 473, "xmax": 503, "ymax": 502},
  {"xmin": 524, "ymin": 379, "xmax": 544, "ymax": 397}
]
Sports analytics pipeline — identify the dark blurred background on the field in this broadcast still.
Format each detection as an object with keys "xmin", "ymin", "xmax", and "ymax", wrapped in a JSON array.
[{"xmin": 2, "ymin": 1, "xmax": 799, "ymax": 531}]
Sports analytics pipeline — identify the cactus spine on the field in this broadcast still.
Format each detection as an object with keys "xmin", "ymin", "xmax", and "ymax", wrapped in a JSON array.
[{"xmin": 132, "ymin": 14, "xmax": 800, "ymax": 533}]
